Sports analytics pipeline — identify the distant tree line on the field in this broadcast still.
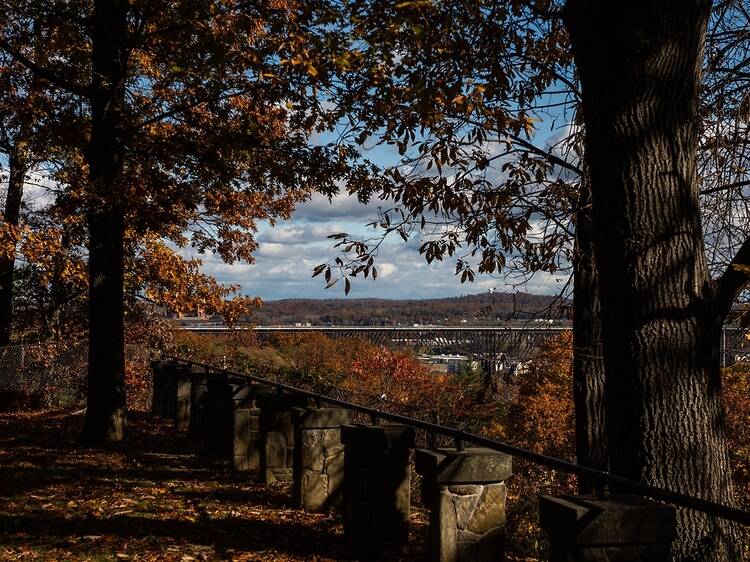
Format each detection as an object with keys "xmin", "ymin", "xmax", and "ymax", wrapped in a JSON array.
[{"xmin": 248, "ymin": 292, "xmax": 566, "ymax": 326}]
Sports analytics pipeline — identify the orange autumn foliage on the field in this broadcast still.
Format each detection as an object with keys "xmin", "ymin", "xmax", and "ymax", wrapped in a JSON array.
[
  {"xmin": 133, "ymin": 238, "xmax": 260, "ymax": 325},
  {"xmin": 1, "ymin": 0, "xmax": 370, "ymax": 349},
  {"xmin": 723, "ymin": 363, "xmax": 750, "ymax": 510},
  {"xmin": 487, "ymin": 332, "xmax": 576, "ymax": 558},
  {"xmin": 267, "ymin": 332, "xmax": 374, "ymax": 384},
  {"xmin": 346, "ymin": 347, "xmax": 466, "ymax": 416},
  {"xmin": 502, "ymin": 331, "xmax": 575, "ymax": 458},
  {"xmin": 172, "ymin": 330, "xmax": 468, "ymax": 418}
]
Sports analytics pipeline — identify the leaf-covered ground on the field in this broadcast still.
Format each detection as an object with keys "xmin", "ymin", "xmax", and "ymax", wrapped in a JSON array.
[{"xmin": 0, "ymin": 410, "xmax": 428, "ymax": 561}]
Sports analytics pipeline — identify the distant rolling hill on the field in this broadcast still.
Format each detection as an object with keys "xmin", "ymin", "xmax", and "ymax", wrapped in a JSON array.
[{"xmin": 245, "ymin": 291, "xmax": 570, "ymax": 327}]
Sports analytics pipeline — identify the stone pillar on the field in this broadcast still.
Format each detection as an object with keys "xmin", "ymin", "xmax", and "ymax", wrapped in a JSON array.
[
  {"xmin": 233, "ymin": 383, "xmax": 275, "ymax": 471},
  {"xmin": 150, "ymin": 359, "xmax": 176, "ymax": 418},
  {"xmin": 189, "ymin": 372, "xmax": 209, "ymax": 443},
  {"xmin": 174, "ymin": 364, "xmax": 207, "ymax": 433},
  {"xmin": 205, "ymin": 375, "xmax": 247, "ymax": 456},
  {"xmin": 163, "ymin": 367, "xmax": 178, "ymax": 420},
  {"xmin": 292, "ymin": 407, "xmax": 350, "ymax": 512},
  {"xmin": 341, "ymin": 424, "xmax": 415, "ymax": 553},
  {"xmin": 539, "ymin": 494, "xmax": 677, "ymax": 562},
  {"xmin": 415, "ymin": 448, "xmax": 512, "ymax": 562},
  {"xmin": 258, "ymin": 392, "xmax": 310, "ymax": 484}
]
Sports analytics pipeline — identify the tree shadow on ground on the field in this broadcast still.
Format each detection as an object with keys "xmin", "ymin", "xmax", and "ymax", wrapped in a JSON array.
[
  {"xmin": 0, "ymin": 410, "xmax": 427, "ymax": 561},
  {"xmin": 0, "ymin": 512, "xmax": 349, "ymax": 560}
]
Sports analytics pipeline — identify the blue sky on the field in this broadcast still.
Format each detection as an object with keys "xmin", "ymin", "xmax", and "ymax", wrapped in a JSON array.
[
  {"xmin": 1, "ymin": 97, "xmax": 573, "ymax": 302},
  {"xmin": 196, "ymin": 111, "xmax": 574, "ymax": 302},
  {"xmin": 2, "ymin": 154, "xmax": 569, "ymax": 301},
  {"xmin": 195, "ymin": 189, "xmax": 570, "ymax": 301}
]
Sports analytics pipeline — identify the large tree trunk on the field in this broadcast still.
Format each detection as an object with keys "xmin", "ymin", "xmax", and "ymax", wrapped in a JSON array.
[
  {"xmin": 80, "ymin": 0, "xmax": 129, "ymax": 444},
  {"xmin": 0, "ymin": 21, "xmax": 44, "ymax": 346},
  {"xmin": 564, "ymin": 1, "xmax": 740, "ymax": 559},
  {"xmin": 82, "ymin": 206, "xmax": 126, "ymax": 442},
  {"xmin": 0, "ymin": 145, "xmax": 28, "ymax": 345},
  {"xmin": 572, "ymin": 180, "xmax": 607, "ymax": 492}
]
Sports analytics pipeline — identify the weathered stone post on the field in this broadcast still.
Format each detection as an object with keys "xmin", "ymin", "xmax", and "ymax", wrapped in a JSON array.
[
  {"xmin": 341, "ymin": 424, "xmax": 416, "ymax": 553},
  {"xmin": 415, "ymin": 448, "xmax": 512, "ymax": 562},
  {"xmin": 152, "ymin": 359, "xmax": 180, "ymax": 419},
  {"xmin": 291, "ymin": 407, "xmax": 350, "ymax": 512},
  {"xmin": 205, "ymin": 375, "xmax": 247, "ymax": 456},
  {"xmin": 174, "ymin": 364, "xmax": 207, "ymax": 433},
  {"xmin": 258, "ymin": 392, "xmax": 310, "ymax": 484},
  {"xmin": 233, "ymin": 383, "xmax": 275, "ymax": 471},
  {"xmin": 188, "ymin": 370, "xmax": 211, "ymax": 443},
  {"xmin": 150, "ymin": 359, "xmax": 176, "ymax": 418},
  {"xmin": 539, "ymin": 494, "xmax": 677, "ymax": 562}
]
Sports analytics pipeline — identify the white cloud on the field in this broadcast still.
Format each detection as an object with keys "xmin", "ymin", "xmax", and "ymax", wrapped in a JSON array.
[
  {"xmin": 258, "ymin": 224, "xmax": 341, "ymax": 245},
  {"xmin": 378, "ymin": 263, "xmax": 397, "ymax": 277},
  {"xmin": 199, "ymin": 230, "xmax": 566, "ymax": 301},
  {"xmin": 292, "ymin": 192, "xmax": 384, "ymax": 223},
  {"xmin": 0, "ymin": 167, "xmax": 59, "ymax": 214},
  {"xmin": 0, "ymin": 161, "xmax": 567, "ymax": 302},
  {"xmin": 255, "ymin": 243, "xmax": 287, "ymax": 257}
]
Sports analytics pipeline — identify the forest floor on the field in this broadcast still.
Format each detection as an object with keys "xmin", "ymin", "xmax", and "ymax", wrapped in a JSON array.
[{"xmin": 0, "ymin": 410, "xmax": 429, "ymax": 561}]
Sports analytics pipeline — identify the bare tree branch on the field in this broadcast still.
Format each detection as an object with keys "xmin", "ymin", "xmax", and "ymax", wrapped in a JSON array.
[
  {"xmin": 506, "ymin": 133, "xmax": 584, "ymax": 176},
  {"xmin": 700, "ymin": 178, "xmax": 750, "ymax": 196},
  {"xmin": 0, "ymin": 38, "xmax": 90, "ymax": 97},
  {"xmin": 715, "ymin": 235, "xmax": 750, "ymax": 319}
]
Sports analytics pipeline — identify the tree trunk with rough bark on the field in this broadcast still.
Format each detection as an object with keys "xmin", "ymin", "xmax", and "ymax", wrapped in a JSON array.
[
  {"xmin": 564, "ymin": 1, "xmax": 741, "ymax": 559},
  {"xmin": 572, "ymin": 180, "xmax": 607, "ymax": 492},
  {"xmin": 0, "ymin": 20, "xmax": 44, "ymax": 346},
  {"xmin": 80, "ymin": 0, "xmax": 129, "ymax": 444},
  {"xmin": 0, "ymin": 21, "xmax": 44, "ymax": 346},
  {"xmin": 0, "ymin": 145, "xmax": 28, "ymax": 346}
]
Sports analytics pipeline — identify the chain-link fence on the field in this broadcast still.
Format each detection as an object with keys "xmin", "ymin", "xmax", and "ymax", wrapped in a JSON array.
[
  {"xmin": 722, "ymin": 327, "xmax": 750, "ymax": 366},
  {"xmin": 0, "ymin": 342, "xmax": 87, "ymax": 408},
  {"xmin": 0, "ymin": 342, "xmax": 153, "ymax": 410}
]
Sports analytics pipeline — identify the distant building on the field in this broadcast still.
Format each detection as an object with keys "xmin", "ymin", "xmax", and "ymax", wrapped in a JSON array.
[{"xmin": 419, "ymin": 354, "xmax": 472, "ymax": 374}]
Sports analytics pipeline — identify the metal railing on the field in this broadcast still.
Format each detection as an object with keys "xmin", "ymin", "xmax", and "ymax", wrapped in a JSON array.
[{"xmin": 168, "ymin": 354, "xmax": 750, "ymax": 527}]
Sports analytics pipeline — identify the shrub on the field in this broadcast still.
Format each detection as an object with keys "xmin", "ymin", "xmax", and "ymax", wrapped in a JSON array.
[
  {"xmin": 237, "ymin": 346, "xmax": 289, "ymax": 376},
  {"xmin": 270, "ymin": 332, "xmax": 354, "ymax": 384},
  {"xmin": 489, "ymin": 332, "xmax": 576, "ymax": 558},
  {"xmin": 724, "ymin": 363, "xmax": 750, "ymax": 509},
  {"xmin": 344, "ymin": 346, "xmax": 468, "ymax": 419},
  {"xmin": 722, "ymin": 362, "xmax": 750, "ymax": 557}
]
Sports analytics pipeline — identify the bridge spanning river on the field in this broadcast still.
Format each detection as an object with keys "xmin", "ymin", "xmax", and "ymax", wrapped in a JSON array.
[
  {"xmin": 185, "ymin": 325, "xmax": 569, "ymax": 374},
  {"xmin": 182, "ymin": 324, "xmax": 750, "ymax": 374}
]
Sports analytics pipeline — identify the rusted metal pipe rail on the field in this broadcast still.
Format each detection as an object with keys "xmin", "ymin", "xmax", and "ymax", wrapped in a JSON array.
[{"xmin": 167, "ymin": 355, "xmax": 750, "ymax": 526}]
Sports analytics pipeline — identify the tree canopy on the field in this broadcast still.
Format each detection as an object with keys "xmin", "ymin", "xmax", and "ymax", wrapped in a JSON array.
[
  {"xmin": 1, "ymin": 1, "xmax": 749, "ymax": 558},
  {"xmin": 310, "ymin": 1, "xmax": 750, "ymax": 558},
  {"xmin": 0, "ymin": 0, "xmax": 369, "ymax": 441}
]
